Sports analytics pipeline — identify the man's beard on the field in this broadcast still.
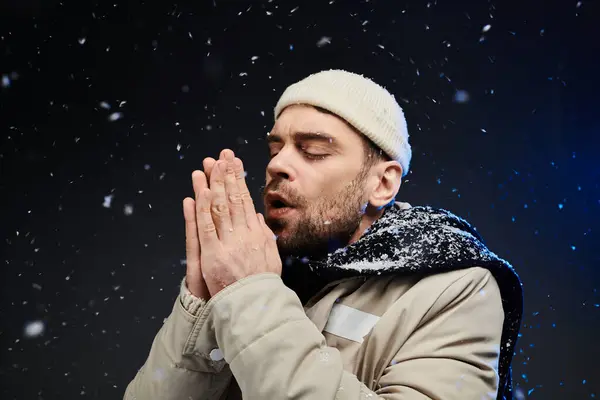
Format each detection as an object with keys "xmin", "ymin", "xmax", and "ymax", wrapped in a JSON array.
[{"xmin": 265, "ymin": 168, "xmax": 370, "ymax": 263}]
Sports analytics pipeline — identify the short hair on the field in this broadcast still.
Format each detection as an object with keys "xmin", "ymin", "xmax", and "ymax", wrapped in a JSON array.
[
  {"xmin": 312, "ymin": 106, "xmax": 391, "ymax": 170},
  {"xmin": 314, "ymin": 106, "xmax": 397, "ymax": 209},
  {"xmin": 361, "ymin": 134, "xmax": 391, "ymax": 170}
]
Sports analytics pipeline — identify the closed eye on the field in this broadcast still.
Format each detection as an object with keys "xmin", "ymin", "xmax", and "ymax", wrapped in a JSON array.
[
  {"xmin": 268, "ymin": 150, "xmax": 329, "ymax": 161},
  {"xmin": 303, "ymin": 152, "xmax": 329, "ymax": 161}
]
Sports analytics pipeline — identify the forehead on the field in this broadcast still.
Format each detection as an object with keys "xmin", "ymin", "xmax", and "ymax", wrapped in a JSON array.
[{"xmin": 271, "ymin": 105, "xmax": 359, "ymax": 142}]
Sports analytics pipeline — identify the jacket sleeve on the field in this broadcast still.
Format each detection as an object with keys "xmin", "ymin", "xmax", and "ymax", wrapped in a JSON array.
[
  {"xmin": 206, "ymin": 269, "xmax": 504, "ymax": 400},
  {"xmin": 123, "ymin": 277, "xmax": 233, "ymax": 400}
]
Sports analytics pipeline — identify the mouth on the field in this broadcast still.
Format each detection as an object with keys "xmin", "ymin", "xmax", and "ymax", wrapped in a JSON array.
[
  {"xmin": 265, "ymin": 193, "xmax": 295, "ymax": 219},
  {"xmin": 270, "ymin": 199, "xmax": 289, "ymax": 209},
  {"xmin": 266, "ymin": 192, "xmax": 293, "ymax": 208}
]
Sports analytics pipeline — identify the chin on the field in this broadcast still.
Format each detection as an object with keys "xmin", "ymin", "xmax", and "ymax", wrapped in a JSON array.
[
  {"xmin": 265, "ymin": 219, "xmax": 284, "ymax": 235},
  {"xmin": 265, "ymin": 209, "xmax": 296, "ymax": 230},
  {"xmin": 277, "ymin": 228, "xmax": 294, "ymax": 240},
  {"xmin": 269, "ymin": 223, "xmax": 289, "ymax": 236}
]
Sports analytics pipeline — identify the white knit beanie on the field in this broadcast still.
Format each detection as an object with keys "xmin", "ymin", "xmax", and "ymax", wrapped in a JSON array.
[{"xmin": 274, "ymin": 69, "xmax": 411, "ymax": 177}]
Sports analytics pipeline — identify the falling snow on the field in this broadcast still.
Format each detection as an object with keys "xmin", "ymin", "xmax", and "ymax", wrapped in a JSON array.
[
  {"xmin": 124, "ymin": 204, "xmax": 134, "ymax": 216},
  {"xmin": 103, "ymin": 194, "xmax": 114, "ymax": 208},
  {"xmin": 316, "ymin": 36, "xmax": 332, "ymax": 47},
  {"xmin": 24, "ymin": 321, "xmax": 45, "ymax": 338},
  {"xmin": 0, "ymin": 2, "xmax": 595, "ymax": 399},
  {"xmin": 108, "ymin": 112, "xmax": 123, "ymax": 121},
  {"xmin": 2, "ymin": 74, "xmax": 11, "ymax": 88},
  {"xmin": 453, "ymin": 90, "xmax": 470, "ymax": 103}
]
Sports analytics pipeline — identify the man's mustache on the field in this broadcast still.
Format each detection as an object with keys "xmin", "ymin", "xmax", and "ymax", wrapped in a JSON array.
[{"xmin": 262, "ymin": 181, "xmax": 303, "ymax": 207}]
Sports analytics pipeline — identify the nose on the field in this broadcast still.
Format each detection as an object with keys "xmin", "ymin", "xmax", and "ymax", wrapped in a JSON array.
[{"xmin": 266, "ymin": 151, "xmax": 295, "ymax": 182}]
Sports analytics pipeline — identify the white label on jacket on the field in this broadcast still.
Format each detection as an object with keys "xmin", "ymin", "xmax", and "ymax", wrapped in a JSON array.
[{"xmin": 323, "ymin": 304, "xmax": 380, "ymax": 344}]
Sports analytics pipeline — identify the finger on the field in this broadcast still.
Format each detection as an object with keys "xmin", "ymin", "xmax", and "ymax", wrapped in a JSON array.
[
  {"xmin": 183, "ymin": 198, "xmax": 204, "ymax": 292},
  {"xmin": 192, "ymin": 170, "xmax": 213, "ymax": 247},
  {"xmin": 197, "ymin": 187, "xmax": 219, "ymax": 247},
  {"xmin": 258, "ymin": 213, "xmax": 277, "ymax": 241},
  {"xmin": 233, "ymin": 157, "xmax": 260, "ymax": 231},
  {"xmin": 203, "ymin": 158, "xmax": 216, "ymax": 181},
  {"xmin": 210, "ymin": 160, "xmax": 233, "ymax": 238},
  {"xmin": 184, "ymin": 197, "xmax": 201, "ymax": 269},
  {"xmin": 223, "ymin": 154, "xmax": 246, "ymax": 230},
  {"xmin": 192, "ymin": 170, "xmax": 208, "ymax": 202},
  {"xmin": 202, "ymin": 150, "xmax": 234, "ymax": 186},
  {"xmin": 220, "ymin": 148, "xmax": 234, "ymax": 160},
  {"xmin": 258, "ymin": 213, "xmax": 280, "ymax": 272}
]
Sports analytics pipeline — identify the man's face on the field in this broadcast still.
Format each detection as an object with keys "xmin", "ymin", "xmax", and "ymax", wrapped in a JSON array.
[{"xmin": 263, "ymin": 105, "xmax": 372, "ymax": 260}]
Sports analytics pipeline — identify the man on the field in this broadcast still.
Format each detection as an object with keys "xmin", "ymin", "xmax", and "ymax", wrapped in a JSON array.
[{"xmin": 124, "ymin": 69, "xmax": 523, "ymax": 400}]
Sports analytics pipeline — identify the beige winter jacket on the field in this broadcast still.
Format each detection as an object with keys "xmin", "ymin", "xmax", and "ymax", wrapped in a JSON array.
[{"xmin": 124, "ymin": 265, "xmax": 504, "ymax": 399}]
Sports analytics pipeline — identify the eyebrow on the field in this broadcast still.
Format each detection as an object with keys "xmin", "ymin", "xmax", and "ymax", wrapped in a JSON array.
[{"xmin": 266, "ymin": 131, "xmax": 338, "ymax": 147}]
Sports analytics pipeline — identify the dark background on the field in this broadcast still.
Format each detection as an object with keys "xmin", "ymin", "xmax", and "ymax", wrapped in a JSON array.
[{"xmin": 1, "ymin": 0, "xmax": 598, "ymax": 399}]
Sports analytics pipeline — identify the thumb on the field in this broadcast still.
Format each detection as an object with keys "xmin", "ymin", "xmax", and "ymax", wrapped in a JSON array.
[
  {"xmin": 257, "ymin": 213, "xmax": 280, "ymax": 266},
  {"xmin": 256, "ymin": 213, "xmax": 272, "ymax": 236}
]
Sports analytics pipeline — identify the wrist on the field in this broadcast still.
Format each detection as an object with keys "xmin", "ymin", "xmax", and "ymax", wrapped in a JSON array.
[{"xmin": 179, "ymin": 277, "xmax": 207, "ymax": 316}]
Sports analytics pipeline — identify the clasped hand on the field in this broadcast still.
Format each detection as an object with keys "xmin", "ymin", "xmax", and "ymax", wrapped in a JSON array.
[{"xmin": 183, "ymin": 149, "xmax": 282, "ymax": 299}]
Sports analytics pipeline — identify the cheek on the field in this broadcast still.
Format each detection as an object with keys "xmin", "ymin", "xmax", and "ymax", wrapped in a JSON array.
[
  {"xmin": 302, "ymin": 183, "xmax": 341, "ymax": 209},
  {"xmin": 319, "ymin": 170, "xmax": 358, "ymax": 195},
  {"xmin": 302, "ymin": 177, "xmax": 331, "ymax": 201}
]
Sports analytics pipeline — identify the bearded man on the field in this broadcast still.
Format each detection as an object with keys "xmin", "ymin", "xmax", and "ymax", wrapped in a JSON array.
[{"xmin": 124, "ymin": 70, "xmax": 523, "ymax": 400}]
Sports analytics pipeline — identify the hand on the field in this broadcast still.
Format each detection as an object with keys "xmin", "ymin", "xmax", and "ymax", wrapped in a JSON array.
[
  {"xmin": 182, "ymin": 149, "xmax": 232, "ymax": 300},
  {"xmin": 196, "ymin": 152, "xmax": 282, "ymax": 297}
]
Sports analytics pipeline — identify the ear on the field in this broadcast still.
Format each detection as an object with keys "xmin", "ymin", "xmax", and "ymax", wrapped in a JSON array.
[{"xmin": 367, "ymin": 161, "xmax": 403, "ymax": 210}]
